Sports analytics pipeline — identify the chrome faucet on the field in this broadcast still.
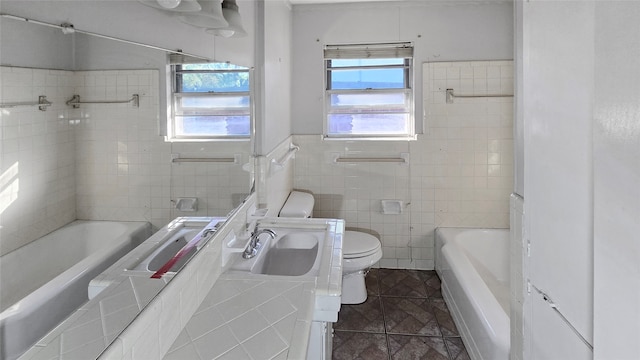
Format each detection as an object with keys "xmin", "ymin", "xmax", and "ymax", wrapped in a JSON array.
[{"xmin": 242, "ymin": 226, "xmax": 276, "ymax": 259}]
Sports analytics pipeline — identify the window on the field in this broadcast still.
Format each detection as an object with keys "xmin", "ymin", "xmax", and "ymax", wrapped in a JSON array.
[
  {"xmin": 169, "ymin": 61, "xmax": 251, "ymax": 140},
  {"xmin": 324, "ymin": 42, "xmax": 414, "ymax": 140}
]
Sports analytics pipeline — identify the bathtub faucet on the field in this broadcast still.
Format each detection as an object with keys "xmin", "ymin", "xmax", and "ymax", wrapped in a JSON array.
[{"xmin": 242, "ymin": 227, "xmax": 276, "ymax": 259}]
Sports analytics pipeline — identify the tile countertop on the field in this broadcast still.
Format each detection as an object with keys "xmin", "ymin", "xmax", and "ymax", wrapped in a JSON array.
[
  {"xmin": 18, "ymin": 217, "xmax": 226, "ymax": 360},
  {"xmin": 163, "ymin": 218, "xmax": 345, "ymax": 360}
]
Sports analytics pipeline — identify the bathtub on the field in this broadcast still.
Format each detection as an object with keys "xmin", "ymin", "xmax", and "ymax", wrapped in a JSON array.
[
  {"xmin": 435, "ymin": 227, "xmax": 510, "ymax": 360},
  {"xmin": 0, "ymin": 220, "xmax": 152, "ymax": 360}
]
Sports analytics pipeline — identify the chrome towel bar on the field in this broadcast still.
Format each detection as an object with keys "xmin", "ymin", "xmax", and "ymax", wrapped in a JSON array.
[
  {"xmin": 446, "ymin": 88, "xmax": 513, "ymax": 104},
  {"xmin": 66, "ymin": 94, "xmax": 139, "ymax": 108},
  {"xmin": 332, "ymin": 153, "xmax": 409, "ymax": 164},
  {"xmin": 171, "ymin": 154, "xmax": 241, "ymax": 164},
  {"xmin": 0, "ymin": 95, "xmax": 52, "ymax": 111}
]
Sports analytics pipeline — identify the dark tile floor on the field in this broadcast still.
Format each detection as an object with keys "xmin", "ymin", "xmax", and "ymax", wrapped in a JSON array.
[{"xmin": 332, "ymin": 269, "xmax": 471, "ymax": 360}]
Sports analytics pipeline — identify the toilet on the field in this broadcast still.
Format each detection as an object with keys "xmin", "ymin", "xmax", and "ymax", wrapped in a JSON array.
[{"xmin": 279, "ymin": 191, "xmax": 382, "ymax": 304}]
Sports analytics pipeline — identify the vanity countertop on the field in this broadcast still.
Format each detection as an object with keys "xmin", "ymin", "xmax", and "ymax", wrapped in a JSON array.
[
  {"xmin": 163, "ymin": 217, "xmax": 345, "ymax": 360},
  {"xmin": 163, "ymin": 274, "xmax": 316, "ymax": 360}
]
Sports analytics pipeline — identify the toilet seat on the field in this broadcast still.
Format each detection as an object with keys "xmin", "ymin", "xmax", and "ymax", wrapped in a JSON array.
[{"xmin": 343, "ymin": 231, "xmax": 381, "ymax": 259}]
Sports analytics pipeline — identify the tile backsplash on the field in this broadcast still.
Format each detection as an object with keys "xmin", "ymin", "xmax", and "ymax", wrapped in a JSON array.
[
  {"xmin": 292, "ymin": 60, "xmax": 514, "ymax": 270},
  {"xmin": 0, "ymin": 66, "xmax": 250, "ymax": 256}
]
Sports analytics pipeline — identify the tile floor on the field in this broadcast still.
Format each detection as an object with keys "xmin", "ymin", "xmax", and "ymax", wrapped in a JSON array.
[{"xmin": 332, "ymin": 269, "xmax": 470, "ymax": 360}]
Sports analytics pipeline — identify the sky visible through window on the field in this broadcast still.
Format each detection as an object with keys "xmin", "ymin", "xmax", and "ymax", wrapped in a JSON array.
[
  {"xmin": 174, "ymin": 63, "xmax": 250, "ymax": 137},
  {"xmin": 330, "ymin": 58, "xmax": 405, "ymax": 90}
]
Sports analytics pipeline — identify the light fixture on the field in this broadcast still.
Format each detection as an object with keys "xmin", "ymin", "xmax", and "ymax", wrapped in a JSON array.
[
  {"xmin": 157, "ymin": 0, "xmax": 180, "ymax": 9},
  {"xmin": 179, "ymin": 0, "xmax": 228, "ymax": 29},
  {"xmin": 205, "ymin": 0, "xmax": 247, "ymax": 38},
  {"xmin": 138, "ymin": 0, "xmax": 201, "ymax": 12}
]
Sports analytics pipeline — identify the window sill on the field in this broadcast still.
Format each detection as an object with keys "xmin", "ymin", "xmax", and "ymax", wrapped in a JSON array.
[
  {"xmin": 164, "ymin": 137, "xmax": 251, "ymax": 143},
  {"xmin": 322, "ymin": 135, "xmax": 417, "ymax": 142}
]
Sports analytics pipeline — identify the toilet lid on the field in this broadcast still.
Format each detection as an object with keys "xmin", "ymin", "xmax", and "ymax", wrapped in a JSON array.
[{"xmin": 343, "ymin": 231, "xmax": 381, "ymax": 258}]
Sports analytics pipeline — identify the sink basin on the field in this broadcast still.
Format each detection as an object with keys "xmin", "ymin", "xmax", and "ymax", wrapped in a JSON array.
[
  {"xmin": 130, "ymin": 228, "xmax": 201, "ymax": 273},
  {"xmin": 227, "ymin": 229, "xmax": 324, "ymax": 277},
  {"xmin": 254, "ymin": 233, "xmax": 319, "ymax": 276}
]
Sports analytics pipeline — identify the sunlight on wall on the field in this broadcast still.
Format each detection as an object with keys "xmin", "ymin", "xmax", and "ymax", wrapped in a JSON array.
[{"xmin": 0, "ymin": 162, "xmax": 19, "ymax": 216}]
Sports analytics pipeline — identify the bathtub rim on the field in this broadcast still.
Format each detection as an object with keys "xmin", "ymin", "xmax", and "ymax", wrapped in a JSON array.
[{"xmin": 435, "ymin": 226, "xmax": 510, "ymax": 360}]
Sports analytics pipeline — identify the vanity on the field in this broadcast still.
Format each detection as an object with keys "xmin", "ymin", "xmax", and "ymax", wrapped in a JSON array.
[
  {"xmin": 19, "ymin": 196, "xmax": 343, "ymax": 360},
  {"xmin": 164, "ymin": 217, "xmax": 344, "ymax": 360}
]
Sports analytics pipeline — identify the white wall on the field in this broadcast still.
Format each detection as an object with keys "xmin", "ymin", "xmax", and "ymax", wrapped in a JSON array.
[
  {"xmin": 254, "ymin": 0, "xmax": 292, "ymax": 156},
  {"xmin": 523, "ymin": 0, "xmax": 594, "ymax": 355},
  {"xmin": 291, "ymin": 1, "xmax": 513, "ymax": 135},
  {"xmin": 513, "ymin": 0, "xmax": 524, "ymax": 197},
  {"xmin": 593, "ymin": 2, "xmax": 640, "ymax": 359},
  {"xmin": 0, "ymin": 0, "xmax": 218, "ymax": 59},
  {"xmin": 526, "ymin": 0, "xmax": 594, "ymax": 345},
  {"xmin": 0, "ymin": 16, "xmax": 74, "ymax": 70},
  {"xmin": 516, "ymin": 1, "xmax": 640, "ymax": 359}
]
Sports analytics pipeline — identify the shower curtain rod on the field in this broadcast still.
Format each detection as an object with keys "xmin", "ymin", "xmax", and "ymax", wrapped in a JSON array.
[{"xmin": 0, "ymin": 13, "xmax": 208, "ymax": 60}]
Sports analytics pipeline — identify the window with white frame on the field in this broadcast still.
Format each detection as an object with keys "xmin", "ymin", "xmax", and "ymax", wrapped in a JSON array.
[
  {"xmin": 324, "ymin": 42, "xmax": 414, "ymax": 139},
  {"xmin": 169, "ymin": 60, "xmax": 251, "ymax": 140}
]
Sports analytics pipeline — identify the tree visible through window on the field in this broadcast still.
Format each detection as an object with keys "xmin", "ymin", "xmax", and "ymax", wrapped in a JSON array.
[
  {"xmin": 324, "ymin": 43, "xmax": 414, "ymax": 139},
  {"xmin": 170, "ymin": 63, "xmax": 251, "ymax": 140}
]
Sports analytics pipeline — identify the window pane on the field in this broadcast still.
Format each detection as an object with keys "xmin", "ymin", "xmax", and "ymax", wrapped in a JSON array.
[
  {"xmin": 175, "ymin": 115, "xmax": 250, "ymax": 137},
  {"xmin": 327, "ymin": 113, "xmax": 409, "ymax": 135},
  {"xmin": 329, "ymin": 92, "xmax": 407, "ymax": 108},
  {"xmin": 179, "ymin": 95, "xmax": 249, "ymax": 109},
  {"xmin": 330, "ymin": 68, "xmax": 404, "ymax": 90},
  {"xmin": 180, "ymin": 72, "xmax": 249, "ymax": 92}
]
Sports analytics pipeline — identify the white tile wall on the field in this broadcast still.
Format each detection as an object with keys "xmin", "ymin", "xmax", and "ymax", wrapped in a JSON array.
[
  {"xmin": 292, "ymin": 60, "xmax": 514, "ymax": 270},
  {"xmin": 422, "ymin": 61, "xmax": 514, "ymax": 230},
  {"xmin": 74, "ymin": 70, "xmax": 171, "ymax": 228},
  {"xmin": 0, "ymin": 66, "xmax": 76, "ymax": 256},
  {"xmin": 1, "ymin": 67, "xmax": 251, "ymax": 257},
  {"xmin": 169, "ymin": 142, "xmax": 251, "ymax": 220},
  {"xmin": 73, "ymin": 70, "xmax": 250, "ymax": 229},
  {"xmin": 292, "ymin": 136, "xmax": 413, "ymax": 269}
]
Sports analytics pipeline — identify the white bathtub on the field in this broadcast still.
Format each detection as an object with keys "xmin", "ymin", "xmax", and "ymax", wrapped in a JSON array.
[
  {"xmin": 0, "ymin": 220, "xmax": 152, "ymax": 360},
  {"xmin": 435, "ymin": 227, "xmax": 510, "ymax": 360}
]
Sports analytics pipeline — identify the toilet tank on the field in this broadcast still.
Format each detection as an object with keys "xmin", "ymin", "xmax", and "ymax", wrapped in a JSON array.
[{"xmin": 279, "ymin": 191, "xmax": 314, "ymax": 218}]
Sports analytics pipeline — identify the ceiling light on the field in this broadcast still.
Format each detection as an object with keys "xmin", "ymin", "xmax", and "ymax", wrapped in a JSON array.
[
  {"xmin": 138, "ymin": 0, "xmax": 201, "ymax": 12},
  {"xmin": 179, "ymin": 0, "xmax": 228, "ymax": 29},
  {"xmin": 205, "ymin": 0, "xmax": 247, "ymax": 38}
]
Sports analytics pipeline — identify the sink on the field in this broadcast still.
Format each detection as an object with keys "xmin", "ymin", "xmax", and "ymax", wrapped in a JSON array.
[
  {"xmin": 254, "ymin": 233, "xmax": 319, "ymax": 276},
  {"xmin": 129, "ymin": 228, "xmax": 201, "ymax": 273},
  {"xmin": 226, "ymin": 229, "xmax": 324, "ymax": 277}
]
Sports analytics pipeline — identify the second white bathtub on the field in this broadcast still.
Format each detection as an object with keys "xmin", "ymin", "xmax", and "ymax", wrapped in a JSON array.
[
  {"xmin": 435, "ymin": 227, "xmax": 510, "ymax": 360},
  {"xmin": 0, "ymin": 220, "xmax": 151, "ymax": 360}
]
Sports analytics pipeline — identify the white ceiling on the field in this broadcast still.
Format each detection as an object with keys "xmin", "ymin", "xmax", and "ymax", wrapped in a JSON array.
[{"xmin": 289, "ymin": 0, "xmax": 405, "ymax": 4}]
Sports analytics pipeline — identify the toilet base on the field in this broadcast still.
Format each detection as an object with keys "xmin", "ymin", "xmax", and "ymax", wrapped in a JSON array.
[{"xmin": 341, "ymin": 271, "xmax": 368, "ymax": 304}]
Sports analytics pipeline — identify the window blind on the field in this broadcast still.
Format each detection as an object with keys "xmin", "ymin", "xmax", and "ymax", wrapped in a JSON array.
[{"xmin": 324, "ymin": 42, "xmax": 413, "ymax": 59}]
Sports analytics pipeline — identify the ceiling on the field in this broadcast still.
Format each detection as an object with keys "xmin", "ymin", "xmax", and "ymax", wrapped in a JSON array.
[{"xmin": 289, "ymin": 0, "xmax": 406, "ymax": 4}]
